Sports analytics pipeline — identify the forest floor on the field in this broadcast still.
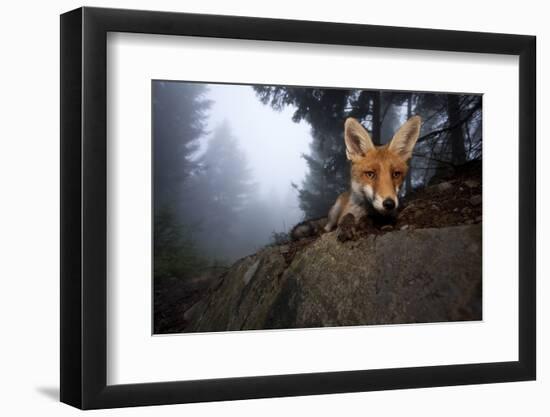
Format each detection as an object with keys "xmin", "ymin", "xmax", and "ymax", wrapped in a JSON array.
[
  {"xmin": 154, "ymin": 160, "xmax": 482, "ymax": 334},
  {"xmin": 154, "ymin": 266, "xmax": 228, "ymax": 334}
]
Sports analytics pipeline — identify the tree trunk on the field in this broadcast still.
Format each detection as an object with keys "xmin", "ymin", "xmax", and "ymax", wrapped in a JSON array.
[
  {"xmin": 405, "ymin": 94, "xmax": 413, "ymax": 194},
  {"xmin": 371, "ymin": 92, "xmax": 381, "ymax": 145},
  {"xmin": 447, "ymin": 95, "xmax": 466, "ymax": 165}
]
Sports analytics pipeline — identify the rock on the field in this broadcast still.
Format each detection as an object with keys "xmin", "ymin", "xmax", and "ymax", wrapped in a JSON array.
[
  {"xmin": 464, "ymin": 179, "xmax": 480, "ymax": 188},
  {"xmin": 470, "ymin": 195, "xmax": 482, "ymax": 206},
  {"xmin": 279, "ymin": 245, "xmax": 290, "ymax": 254},
  {"xmin": 187, "ymin": 225, "xmax": 482, "ymax": 332},
  {"xmin": 400, "ymin": 225, "xmax": 409, "ymax": 230},
  {"xmin": 380, "ymin": 225, "xmax": 394, "ymax": 232},
  {"xmin": 429, "ymin": 181, "xmax": 453, "ymax": 193},
  {"xmin": 243, "ymin": 260, "xmax": 261, "ymax": 285},
  {"xmin": 453, "ymin": 208, "xmax": 459, "ymax": 213},
  {"xmin": 183, "ymin": 299, "xmax": 207, "ymax": 323},
  {"xmin": 400, "ymin": 204, "xmax": 415, "ymax": 213}
]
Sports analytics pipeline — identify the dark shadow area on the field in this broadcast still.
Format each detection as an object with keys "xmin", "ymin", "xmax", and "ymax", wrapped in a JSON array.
[{"xmin": 36, "ymin": 386, "xmax": 59, "ymax": 401}]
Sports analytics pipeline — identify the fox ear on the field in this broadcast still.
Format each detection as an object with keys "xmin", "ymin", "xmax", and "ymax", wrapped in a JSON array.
[
  {"xmin": 344, "ymin": 118, "xmax": 375, "ymax": 161},
  {"xmin": 388, "ymin": 115, "xmax": 422, "ymax": 160}
]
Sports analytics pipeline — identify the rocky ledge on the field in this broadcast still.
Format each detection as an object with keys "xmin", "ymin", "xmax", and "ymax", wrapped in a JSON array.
[{"xmin": 186, "ymin": 224, "xmax": 482, "ymax": 332}]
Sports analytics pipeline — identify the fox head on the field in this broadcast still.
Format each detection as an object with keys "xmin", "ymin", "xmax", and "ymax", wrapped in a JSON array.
[{"xmin": 344, "ymin": 115, "xmax": 422, "ymax": 216}]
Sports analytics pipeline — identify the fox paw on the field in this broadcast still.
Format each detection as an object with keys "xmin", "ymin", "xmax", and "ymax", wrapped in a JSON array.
[{"xmin": 336, "ymin": 213, "xmax": 357, "ymax": 242}]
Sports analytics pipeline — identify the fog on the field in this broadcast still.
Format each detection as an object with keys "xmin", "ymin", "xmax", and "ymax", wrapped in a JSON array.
[
  {"xmin": 206, "ymin": 84, "xmax": 311, "ymax": 199},
  {"xmin": 153, "ymin": 81, "xmax": 314, "ymax": 266}
]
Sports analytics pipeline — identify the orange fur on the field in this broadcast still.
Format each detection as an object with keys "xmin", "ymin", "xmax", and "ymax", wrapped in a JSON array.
[
  {"xmin": 350, "ymin": 146, "xmax": 408, "ymax": 205},
  {"xmin": 325, "ymin": 116, "xmax": 422, "ymax": 232}
]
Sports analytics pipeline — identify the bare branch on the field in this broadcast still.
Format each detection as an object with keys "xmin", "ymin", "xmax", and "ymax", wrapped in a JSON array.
[{"xmin": 416, "ymin": 101, "xmax": 482, "ymax": 145}]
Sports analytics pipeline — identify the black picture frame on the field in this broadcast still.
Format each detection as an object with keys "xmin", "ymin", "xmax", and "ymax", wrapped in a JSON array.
[{"xmin": 60, "ymin": 6, "xmax": 536, "ymax": 410}]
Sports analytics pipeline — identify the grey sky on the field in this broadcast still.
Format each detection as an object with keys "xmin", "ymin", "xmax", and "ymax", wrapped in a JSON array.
[{"xmin": 204, "ymin": 84, "xmax": 312, "ymax": 200}]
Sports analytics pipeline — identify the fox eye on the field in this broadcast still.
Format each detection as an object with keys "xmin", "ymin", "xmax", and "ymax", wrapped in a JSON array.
[
  {"xmin": 392, "ymin": 171, "xmax": 402, "ymax": 178},
  {"xmin": 364, "ymin": 171, "xmax": 376, "ymax": 179}
]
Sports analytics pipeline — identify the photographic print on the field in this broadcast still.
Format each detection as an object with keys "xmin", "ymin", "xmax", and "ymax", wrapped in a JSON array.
[
  {"xmin": 153, "ymin": 81, "xmax": 482, "ymax": 334},
  {"xmin": 61, "ymin": 9, "xmax": 536, "ymax": 407}
]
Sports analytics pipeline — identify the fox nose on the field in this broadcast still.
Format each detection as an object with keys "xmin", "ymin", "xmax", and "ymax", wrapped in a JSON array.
[{"xmin": 383, "ymin": 198, "xmax": 396, "ymax": 210}]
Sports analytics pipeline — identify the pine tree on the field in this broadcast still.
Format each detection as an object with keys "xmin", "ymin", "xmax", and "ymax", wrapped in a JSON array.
[
  {"xmin": 152, "ymin": 81, "xmax": 211, "ymax": 278},
  {"xmin": 153, "ymin": 81, "xmax": 211, "ymax": 210},
  {"xmin": 187, "ymin": 121, "xmax": 257, "ymax": 260}
]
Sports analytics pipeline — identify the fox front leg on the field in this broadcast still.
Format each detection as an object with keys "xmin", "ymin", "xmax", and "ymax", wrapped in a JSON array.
[
  {"xmin": 324, "ymin": 197, "xmax": 343, "ymax": 232},
  {"xmin": 336, "ymin": 213, "xmax": 358, "ymax": 242}
]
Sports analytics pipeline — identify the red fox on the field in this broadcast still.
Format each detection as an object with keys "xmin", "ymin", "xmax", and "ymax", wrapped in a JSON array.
[{"xmin": 324, "ymin": 115, "xmax": 422, "ymax": 232}]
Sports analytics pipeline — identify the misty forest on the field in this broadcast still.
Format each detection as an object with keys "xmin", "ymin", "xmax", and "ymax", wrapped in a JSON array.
[{"xmin": 153, "ymin": 80, "xmax": 482, "ymax": 333}]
